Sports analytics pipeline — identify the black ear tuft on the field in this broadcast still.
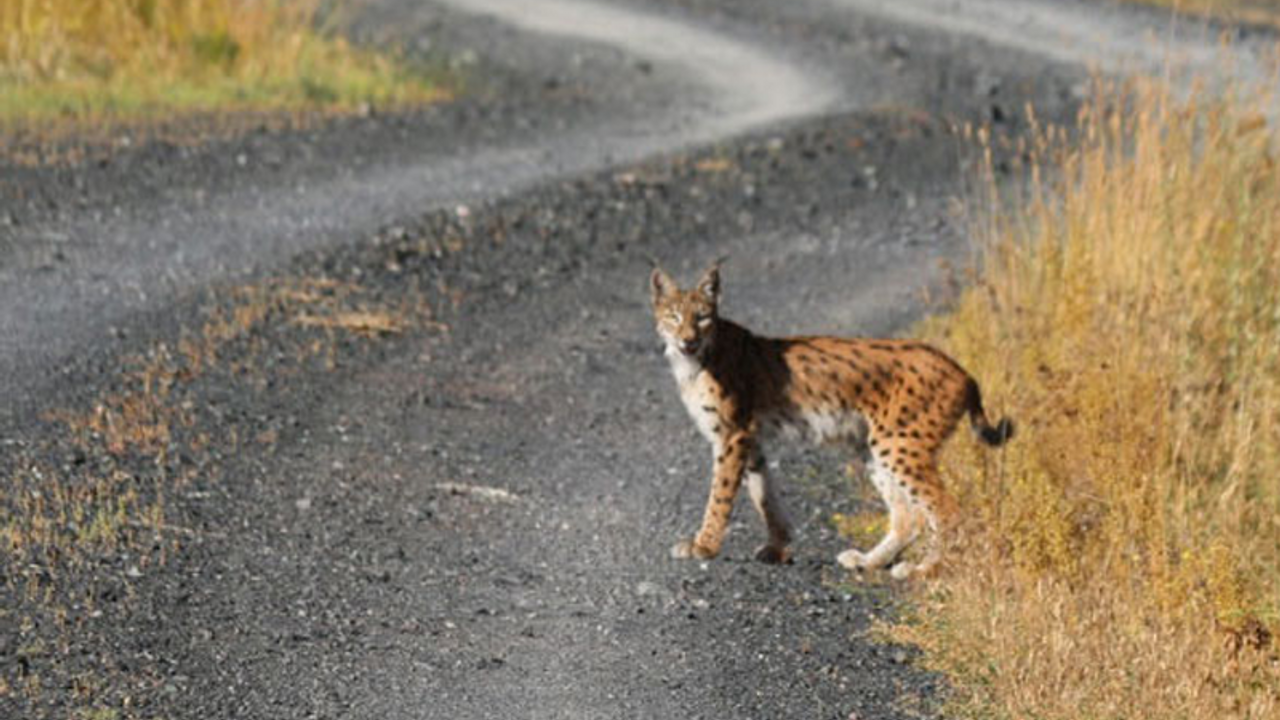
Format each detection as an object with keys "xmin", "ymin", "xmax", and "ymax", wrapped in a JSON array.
[
  {"xmin": 651, "ymin": 267, "xmax": 675, "ymax": 305},
  {"xmin": 697, "ymin": 263, "xmax": 721, "ymax": 303}
]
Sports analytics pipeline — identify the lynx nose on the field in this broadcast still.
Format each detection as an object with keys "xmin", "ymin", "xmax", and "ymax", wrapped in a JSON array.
[{"xmin": 680, "ymin": 338, "xmax": 701, "ymax": 354}]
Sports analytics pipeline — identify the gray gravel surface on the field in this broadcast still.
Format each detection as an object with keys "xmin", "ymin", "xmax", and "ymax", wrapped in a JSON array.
[{"xmin": 0, "ymin": 0, "xmax": 1256, "ymax": 718}]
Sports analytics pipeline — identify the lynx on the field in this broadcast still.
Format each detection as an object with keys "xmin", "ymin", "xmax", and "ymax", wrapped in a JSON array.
[{"xmin": 651, "ymin": 262, "xmax": 1012, "ymax": 579}]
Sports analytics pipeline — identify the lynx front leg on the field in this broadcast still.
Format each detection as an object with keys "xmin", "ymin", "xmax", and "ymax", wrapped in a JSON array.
[
  {"xmin": 745, "ymin": 452, "xmax": 792, "ymax": 564},
  {"xmin": 672, "ymin": 432, "xmax": 753, "ymax": 560}
]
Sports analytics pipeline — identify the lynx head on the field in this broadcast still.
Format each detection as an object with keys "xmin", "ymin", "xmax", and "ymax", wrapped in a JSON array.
[{"xmin": 651, "ymin": 262, "xmax": 721, "ymax": 358}]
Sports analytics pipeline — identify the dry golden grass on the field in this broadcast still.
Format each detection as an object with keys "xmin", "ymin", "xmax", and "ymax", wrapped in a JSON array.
[
  {"xmin": 893, "ymin": 78, "xmax": 1280, "ymax": 719},
  {"xmin": 293, "ymin": 309, "xmax": 404, "ymax": 337},
  {"xmin": 2, "ymin": 276, "xmax": 425, "ymax": 583},
  {"xmin": 0, "ymin": 0, "xmax": 446, "ymax": 135},
  {"xmin": 1, "ymin": 273, "xmax": 435, "ymax": 711},
  {"xmin": 1129, "ymin": 0, "xmax": 1280, "ymax": 28}
]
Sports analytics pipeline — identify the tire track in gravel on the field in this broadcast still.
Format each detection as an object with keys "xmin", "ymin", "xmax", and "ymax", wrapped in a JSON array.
[
  {"xmin": 830, "ymin": 0, "xmax": 1278, "ymax": 99},
  {"xmin": 433, "ymin": 0, "xmax": 841, "ymax": 136}
]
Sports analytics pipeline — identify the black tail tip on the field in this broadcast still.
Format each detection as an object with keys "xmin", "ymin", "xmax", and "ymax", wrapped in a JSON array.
[{"xmin": 980, "ymin": 418, "xmax": 1015, "ymax": 446}]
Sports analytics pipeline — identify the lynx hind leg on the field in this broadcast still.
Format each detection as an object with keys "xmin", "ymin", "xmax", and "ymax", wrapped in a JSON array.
[
  {"xmin": 745, "ymin": 453, "xmax": 792, "ymax": 564},
  {"xmin": 838, "ymin": 458, "xmax": 922, "ymax": 572},
  {"xmin": 891, "ymin": 464, "xmax": 959, "ymax": 579}
]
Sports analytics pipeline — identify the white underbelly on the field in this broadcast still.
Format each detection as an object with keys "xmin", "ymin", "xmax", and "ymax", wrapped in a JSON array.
[{"xmin": 762, "ymin": 408, "xmax": 867, "ymax": 447}]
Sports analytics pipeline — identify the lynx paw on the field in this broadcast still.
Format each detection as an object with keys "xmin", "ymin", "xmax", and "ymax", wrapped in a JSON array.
[
  {"xmin": 670, "ymin": 538, "xmax": 716, "ymax": 560},
  {"xmin": 837, "ymin": 549, "xmax": 871, "ymax": 571},
  {"xmin": 889, "ymin": 561, "xmax": 915, "ymax": 580},
  {"xmin": 754, "ymin": 544, "xmax": 792, "ymax": 565}
]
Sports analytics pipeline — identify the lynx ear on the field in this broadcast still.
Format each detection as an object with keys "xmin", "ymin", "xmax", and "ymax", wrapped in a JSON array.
[
  {"xmin": 696, "ymin": 263, "xmax": 720, "ymax": 304},
  {"xmin": 651, "ymin": 267, "xmax": 676, "ymax": 306}
]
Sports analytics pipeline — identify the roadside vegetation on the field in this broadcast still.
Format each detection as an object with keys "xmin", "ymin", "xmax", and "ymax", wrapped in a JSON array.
[
  {"xmin": 894, "ymin": 77, "xmax": 1280, "ymax": 718},
  {"xmin": 0, "ymin": 0, "xmax": 446, "ymax": 142},
  {"xmin": 0, "ymin": 274, "xmax": 424, "ymax": 711},
  {"xmin": 1130, "ymin": 0, "xmax": 1280, "ymax": 28}
]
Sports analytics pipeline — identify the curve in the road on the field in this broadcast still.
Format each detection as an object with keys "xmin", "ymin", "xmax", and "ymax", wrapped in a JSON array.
[
  {"xmin": 435, "ymin": 0, "xmax": 841, "ymax": 136},
  {"xmin": 0, "ymin": 0, "xmax": 841, "ymax": 423},
  {"xmin": 830, "ymin": 0, "xmax": 1276, "ymax": 103}
]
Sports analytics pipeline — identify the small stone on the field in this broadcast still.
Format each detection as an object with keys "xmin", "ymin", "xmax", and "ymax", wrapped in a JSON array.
[
  {"xmin": 888, "ymin": 35, "xmax": 910, "ymax": 58},
  {"xmin": 635, "ymin": 581, "xmax": 664, "ymax": 597}
]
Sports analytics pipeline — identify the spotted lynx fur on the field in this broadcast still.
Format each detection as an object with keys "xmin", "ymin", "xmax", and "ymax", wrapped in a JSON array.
[{"xmin": 652, "ymin": 263, "xmax": 1012, "ymax": 578}]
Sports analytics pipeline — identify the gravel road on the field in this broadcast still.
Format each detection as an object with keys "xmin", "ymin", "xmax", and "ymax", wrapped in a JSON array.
[{"xmin": 0, "ymin": 1, "xmax": 1268, "ymax": 718}]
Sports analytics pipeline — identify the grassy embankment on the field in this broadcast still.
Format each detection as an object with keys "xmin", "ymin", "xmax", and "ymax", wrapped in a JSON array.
[
  {"xmin": 890, "ymin": 76, "xmax": 1280, "ymax": 718},
  {"xmin": 1132, "ymin": 0, "xmax": 1280, "ymax": 28},
  {"xmin": 0, "ymin": 0, "xmax": 446, "ymax": 154}
]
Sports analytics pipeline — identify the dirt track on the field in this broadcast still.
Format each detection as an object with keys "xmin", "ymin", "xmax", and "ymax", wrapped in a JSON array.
[{"xmin": 0, "ymin": 1, "xmax": 1267, "ymax": 717}]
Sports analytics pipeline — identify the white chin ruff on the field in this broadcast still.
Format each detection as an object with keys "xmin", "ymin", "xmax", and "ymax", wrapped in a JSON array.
[{"xmin": 665, "ymin": 341, "xmax": 703, "ymax": 385}]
